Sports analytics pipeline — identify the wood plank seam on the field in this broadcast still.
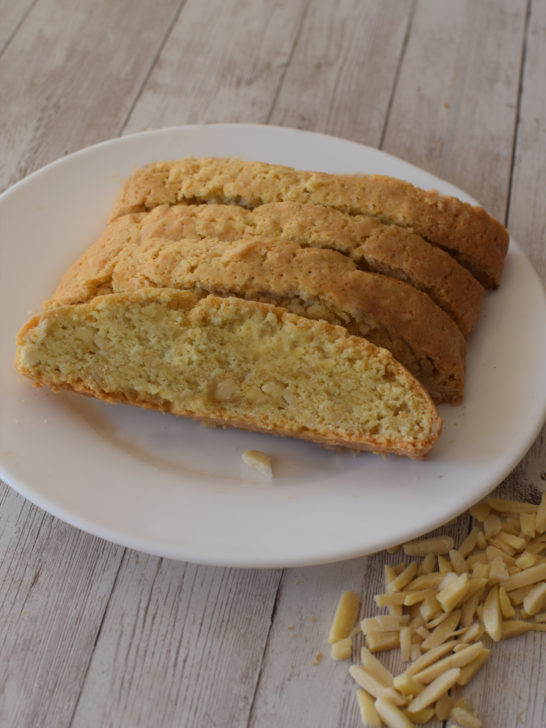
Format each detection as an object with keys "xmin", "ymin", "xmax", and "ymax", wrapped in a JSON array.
[
  {"xmin": 118, "ymin": 0, "xmax": 188, "ymax": 137},
  {"xmin": 246, "ymin": 571, "xmax": 285, "ymax": 725},
  {"xmin": 265, "ymin": 0, "xmax": 312, "ymax": 123},
  {"xmin": 65, "ymin": 548, "xmax": 130, "ymax": 727},
  {"xmin": 0, "ymin": 0, "xmax": 38, "ymax": 58},
  {"xmin": 504, "ymin": 0, "xmax": 532, "ymax": 228},
  {"xmin": 378, "ymin": 0, "xmax": 417, "ymax": 150}
]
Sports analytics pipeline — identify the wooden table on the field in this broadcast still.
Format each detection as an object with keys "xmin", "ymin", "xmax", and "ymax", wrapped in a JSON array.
[{"xmin": 1, "ymin": 1, "xmax": 545, "ymax": 726}]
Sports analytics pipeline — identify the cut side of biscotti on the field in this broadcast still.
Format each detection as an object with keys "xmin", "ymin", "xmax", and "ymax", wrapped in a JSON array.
[
  {"xmin": 15, "ymin": 290, "xmax": 442, "ymax": 459},
  {"xmin": 124, "ymin": 202, "xmax": 483, "ymax": 335},
  {"xmin": 108, "ymin": 157, "xmax": 509, "ymax": 288},
  {"xmin": 48, "ymin": 232, "xmax": 467, "ymax": 404}
]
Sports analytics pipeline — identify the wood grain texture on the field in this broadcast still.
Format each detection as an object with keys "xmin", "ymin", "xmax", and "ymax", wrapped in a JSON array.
[
  {"xmin": 461, "ymin": 476, "xmax": 546, "ymax": 728},
  {"xmin": 0, "ymin": 0, "xmax": 36, "ymax": 51},
  {"xmin": 379, "ymin": 2, "xmax": 545, "ymax": 724},
  {"xmin": 268, "ymin": 0, "xmax": 414, "ymax": 146},
  {"xmin": 123, "ymin": 0, "xmax": 310, "ymax": 134},
  {"xmin": 0, "ymin": 0, "xmax": 183, "ymax": 192},
  {"xmin": 0, "ymin": 0, "xmax": 544, "ymax": 726},
  {"xmin": 507, "ymin": 0, "xmax": 546, "ymax": 272},
  {"xmin": 382, "ymin": 0, "xmax": 527, "ymax": 219},
  {"xmin": 0, "ymin": 485, "xmax": 124, "ymax": 727},
  {"xmin": 70, "ymin": 556, "xmax": 281, "ymax": 728},
  {"xmin": 248, "ymin": 558, "xmax": 370, "ymax": 728}
]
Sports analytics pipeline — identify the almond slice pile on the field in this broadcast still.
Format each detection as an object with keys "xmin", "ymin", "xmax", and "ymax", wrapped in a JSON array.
[{"xmin": 327, "ymin": 493, "xmax": 546, "ymax": 727}]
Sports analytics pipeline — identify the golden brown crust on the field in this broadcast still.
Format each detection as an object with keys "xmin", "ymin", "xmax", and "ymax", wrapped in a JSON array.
[
  {"xmin": 49, "ymin": 226, "xmax": 466, "ymax": 404},
  {"xmin": 15, "ymin": 291, "xmax": 442, "ymax": 459},
  {"xmin": 53, "ymin": 201, "xmax": 483, "ymax": 336},
  {"xmin": 132, "ymin": 202, "xmax": 484, "ymax": 335},
  {"xmin": 109, "ymin": 157, "xmax": 509, "ymax": 287}
]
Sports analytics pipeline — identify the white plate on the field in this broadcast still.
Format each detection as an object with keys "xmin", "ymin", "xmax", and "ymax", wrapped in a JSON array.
[{"xmin": 1, "ymin": 124, "xmax": 545, "ymax": 568}]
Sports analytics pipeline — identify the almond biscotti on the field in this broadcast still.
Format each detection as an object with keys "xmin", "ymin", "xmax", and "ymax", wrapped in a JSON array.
[
  {"xmin": 15, "ymin": 290, "xmax": 442, "ymax": 459},
  {"xmin": 52, "ymin": 202, "xmax": 483, "ymax": 335},
  {"xmin": 49, "ymin": 231, "xmax": 466, "ymax": 404},
  {"xmin": 133, "ymin": 202, "xmax": 483, "ymax": 335},
  {"xmin": 108, "ymin": 157, "xmax": 509, "ymax": 288}
]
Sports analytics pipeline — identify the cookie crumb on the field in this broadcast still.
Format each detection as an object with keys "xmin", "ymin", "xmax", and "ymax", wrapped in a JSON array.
[{"xmin": 242, "ymin": 449, "xmax": 273, "ymax": 477}]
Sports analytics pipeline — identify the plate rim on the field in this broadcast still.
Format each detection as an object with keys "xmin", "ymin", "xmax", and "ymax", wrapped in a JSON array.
[{"xmin": 1, "ymin": 123, "xmax": 545, "ymax": 568}]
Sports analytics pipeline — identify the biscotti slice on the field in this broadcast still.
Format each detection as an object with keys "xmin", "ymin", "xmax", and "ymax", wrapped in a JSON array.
[
  {"xmin": 108, "ymin": 157, "xmax": 509, "ymax": 288},
  {"xmin": 50, "ymin": 232, "xmax": 466, "ymax": 404},
  {"xmin": 15, "ymin": 290, "xmax": 442, "ymax": 459},
  {"xmin": 48, "ymin": 212, "xmax": 148, "ymax": 305},
  {"xmin": 135, "ymin": 202, "xmax": 484, "ymax": 335}
]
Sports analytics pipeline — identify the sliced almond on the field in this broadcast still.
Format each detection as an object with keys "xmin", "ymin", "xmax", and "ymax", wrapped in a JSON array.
[
  {"xmin": 501, "ymin": 619, "xmax": 546, "ymax": 639},
  {"xmin": 381, "ymin": 687, "xmax": 408, "ymax": 707},
  {"xmin": 483, "ymin": 513, "xmax": 502, "ymax": 539},
  {"xmin": 405, "ymin": 640, "xmax": 458, "ymax": 676},
  {"xmin": 418, "ymin": 552, "xmax": 436, "ymax": 575},
  {"xmin": 403, "ymin": 536, "xmax": 454, "ymax": 557},
  {"xmin": 536, "ymin": 493, "xmax": 546, "ymax": 534},
  {"xmin": 419, "ymin": 595, "xmax": 442, "ymax": 621},
  {"xmin": 514, "ymin": 551, "xmax": 537, "ymax": 570},
  {"xmin": 459, "ymin": 527, "xmax": 480, "ymax": 557},
  {"xmin": 403, "ymin": 706, "xmax": 434, "ymax": 724},
  {"xmin": 449, "ymin": 549, "xmax": 468, "ymax": 574},
  {"xmin": 498, "ymin": 586, "xmax": 515, "ymax": 618},
  {"xmin": 403, "ymin": 589, "xmax": 436, "ymax": 606},
  {"xmin": 520, "ymin": 512, "xmax": 536, "ymax": 538},
  {"xmin": 461, "ymin": 588, "xmax": 485, "ymax": 628},
  {"xmin": 506, "ymin": 584, "xmax": 534, "ymax": 605},
  {"xmin": 495, "ymin": 531, "xmax": 526, "ymax": 551},
  {"xmin": 406, "ymin": 668, "xmax": 461, "ymax": 712},
  {"xmin": 393, "ymin": 673, "xmax": 424, "ymax": 696},
  {"xmin": 361, "ymin": 615, "xmax": 409, "ymax": 633},
  {"xmin": 469, "ymin": 502, "xmax": 491, "ymax": 521},
  {"xmin": 437, "ymin": 573, "xmax": 470, "ymax": 612},
  {"xmin": 421, "ymin": 610, "xmax": 461, "ymax": 650},
  {"xmin": 349, "ymin": 665, "xmax": 388, "ymax": 699},
  {"xmin": 483, "ymin": 585, "xmax": 502, "ymax": 641},
  {"xmin": 411, "ymin": 642, "xmax": 484, "ymax": 684},
  {"xmin": 525, "ymin": 537, "xmax": 546, "ymax": 555},
  {"xmin": 485, "ymin": 544, "xmax": 516, "ymax": 565},
  {"xmin": 366, "ymin": 630, "xmax": 400, "ymax": 653},
  {"xmin": 456, "ymin": 647, "xmax": 490, "ymax": 685},
  {"xmin": 410, "ymin": 644, "xmax": 422, "ymax": 661},
  {"xmin": 400, "ymin": 626, "xmax": 412, "ymax": 663},
  {"xmin": 374, "ymin": 696, "xmax": 414, "ymax": 728},
  {"xmin": 488, "ymin": 536, "xmax": 516, "ymax": 556},
  {"xmin": 330, "ymin": 637, "xmax": 352, "ymax": 661},
  {"xmin": 405, "ymin": 573, "xmax": 445, "ymax": 591},
  {"xmin": 500, "ymin": 562, "xmax": 546, "ymax": 592},
  {"xmin": 360, "ymin": 646, "xmax": 394, "ymax": 687},
  {"xmin": 374, "ymin": 592, "xmax": 406, "ymax": 607},
  {"xmin": 488, "ymin": 556, "xmax": 509, "ymax": 584},
  {"xmin": 470, "ymin": 562, "xmax": 489, "ymax": 579},
  {"xmin": 389, "ymin": 604, "xmax": 405, "ymax": 619},
  {"xmin": 460, "ymin": 621, "xmax": 484, "ymax": 643},
  {"xmin": 355, "ymin": 689, "xmax": 382, "ymax": 727},
  {"xmin": 435, "ymin": 693, "xmax": 457, "ymax": 720},
  {"xmin": 486, "ymin": 496, "xmax": 537, "ymax": 514},
  {"xmin": 241, "ymin": 450, "xmax": 272, "ymax": 477},
  {"xmin": 450, "ymin": 704, "xmax": 483, "ymax": 727},
  {"xmin": 388, "ymin": 562, "xmax": 418, "ymax": 592},
  {"xmin": 384, "ymin": 564, "xmax": 398, "ymax": 589},
  {"xmin": 328, "ymin": 590, "xmax": 360, "ymax": 643}
]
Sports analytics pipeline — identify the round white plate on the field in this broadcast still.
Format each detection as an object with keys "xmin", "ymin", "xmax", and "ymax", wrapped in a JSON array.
[{"xmin": 1, "ymin": 124, "xmax": 545, "ymax": 568}]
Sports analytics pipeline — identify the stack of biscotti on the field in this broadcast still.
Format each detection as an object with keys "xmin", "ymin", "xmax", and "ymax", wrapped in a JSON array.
[{"xmin": 15, "ymin": 157, "xmax": 509, "ymax": 458}]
